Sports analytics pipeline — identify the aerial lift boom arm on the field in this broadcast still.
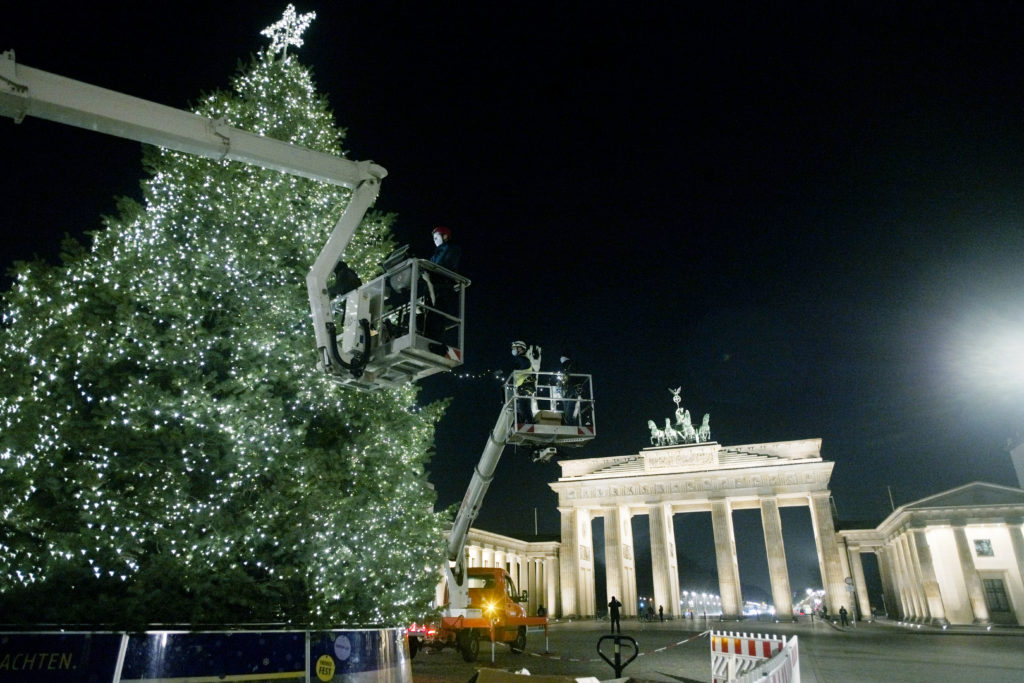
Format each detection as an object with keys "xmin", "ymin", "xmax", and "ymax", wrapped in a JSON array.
[
  {"xmin": 443, "ymin": 353, "xmax": 596, "ymax": 614},
  {"xmin": 444, "ymin": 408, "xmax": 514, "ymax": 610},
  {"xmin": 0, "ymin": 51, "xmax": 384, "ymax": 187},
  {"xmin": 0, "ymin": 50, "xmax": 384, "ymax": 380}
]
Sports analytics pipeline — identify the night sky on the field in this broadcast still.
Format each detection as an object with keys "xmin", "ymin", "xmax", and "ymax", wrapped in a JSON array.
[{"xmin": 3, "ymin": 3, "xmax": 1024, "ymax": 603}]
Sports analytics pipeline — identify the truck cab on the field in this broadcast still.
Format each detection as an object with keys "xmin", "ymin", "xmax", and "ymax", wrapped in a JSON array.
[
  {"xmin": 463, "ymin": 567, "xmax": 529, "ymax": 628},
  {"xmin": 423, "ymin": 566, "xmax": 544, "ymax": 662}
]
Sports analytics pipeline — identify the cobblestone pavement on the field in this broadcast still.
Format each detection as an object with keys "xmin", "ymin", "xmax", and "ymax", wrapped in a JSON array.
[{"xmin": 410, "ymin": 616, "xmax": 1024, "ymax": 683}]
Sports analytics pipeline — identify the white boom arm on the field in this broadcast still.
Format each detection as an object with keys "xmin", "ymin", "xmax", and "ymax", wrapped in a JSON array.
[
  {"xmin": 444, "ymin": 406, "xmax": 514, "ymax": 611},
  {"xmin": 443, "ymin": 364, "xmax": 597, "ymax": 611},
  {"xmin": 0, "ymin": 50, "xmax": 385, "ymax": 378}
]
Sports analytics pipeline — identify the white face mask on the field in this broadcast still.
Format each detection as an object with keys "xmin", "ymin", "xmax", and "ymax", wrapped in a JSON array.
[{"xmin": 433, "ymin": 233, "xmax": 443, "ymax": 246}]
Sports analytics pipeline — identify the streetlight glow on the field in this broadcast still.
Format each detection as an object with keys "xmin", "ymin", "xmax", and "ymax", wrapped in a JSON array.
[{"xmin": 945, "ymin": 311, "xmax": 1024, "ymax": 398}]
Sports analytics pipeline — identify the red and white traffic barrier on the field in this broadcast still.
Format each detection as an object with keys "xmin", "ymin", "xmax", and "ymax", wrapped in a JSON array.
[{"xmin": 710, "ymin": 630, "xmax": 800, "ymax": 683}]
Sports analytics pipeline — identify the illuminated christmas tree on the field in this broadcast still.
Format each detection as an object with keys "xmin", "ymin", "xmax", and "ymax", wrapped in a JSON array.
[{"xmin": 0, "ymin": 7, "xmax": 447, "ymax": 628}]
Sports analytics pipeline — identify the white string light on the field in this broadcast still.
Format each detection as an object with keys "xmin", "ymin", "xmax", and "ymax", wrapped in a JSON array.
[{"xmin": 453, "ymin": 369, "xmax": 507, "ymax": 381}]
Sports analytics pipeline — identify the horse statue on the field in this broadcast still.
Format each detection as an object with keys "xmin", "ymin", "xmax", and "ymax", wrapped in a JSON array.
[
  {"xmin": 675, "ymin": 407, "xmax": 696, "ymax": 443},
  {"xmin": 646, "ymin": 385, "xmax": 712, "ymax": 449},
  {"xmin": 697, "ymin": 413, "xmax": 711, "ymax": 442},
  {"xmin": 663, "ymin": 418, "xmax": 682, "ymax": 445},
  {"xmin": 648, "ymin": 419, "xmax": 667, "ymax": 446}
]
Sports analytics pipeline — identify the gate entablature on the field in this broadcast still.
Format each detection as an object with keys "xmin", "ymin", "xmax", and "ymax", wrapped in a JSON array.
[
  {"xmin": 556, "ymin": 439, "xmax": 822, "ymax": 478},
  {"xmin": 551, "ymin": 439, "xmax": 831, "ymax": 509}
]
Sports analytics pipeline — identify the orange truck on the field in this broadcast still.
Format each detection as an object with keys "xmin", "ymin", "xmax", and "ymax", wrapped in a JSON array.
[{"xmin": 413, "ymin": 566, "xmax": 547, "ymax": 661}]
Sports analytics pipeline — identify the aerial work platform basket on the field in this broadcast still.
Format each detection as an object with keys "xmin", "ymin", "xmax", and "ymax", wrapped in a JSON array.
[
  {"xmin": 503, "ymin": 371, "xmax": 596, "ymax": 447},
  {"xmin": 329, "ymin": 258, "xmax": 470, "ymax": 391}
]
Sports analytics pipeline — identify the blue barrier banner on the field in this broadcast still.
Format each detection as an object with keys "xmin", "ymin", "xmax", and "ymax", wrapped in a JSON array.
[
  {"xmin": 309, "ymin": 630, "xmax": 410, "ymax": 683},
  {"xmin": 0, "ymin": 628, "xmax": 411, "ymax": 683},
  {"xmin": 119, "ymin": 631, "xmax": 306, "ymax": 682},
  {"xmin": 0, "ymin": 632, "xmax": 124, "ymax": 683}
]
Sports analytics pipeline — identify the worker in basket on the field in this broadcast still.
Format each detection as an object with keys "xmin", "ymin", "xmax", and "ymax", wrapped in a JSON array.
[
  {"xmin": 424, "ymin": 226, "xmax": 462, "ymax": 357},
  {"xmin": 510, "ymin": 340, "xmax": 540, "ymax": 423}
]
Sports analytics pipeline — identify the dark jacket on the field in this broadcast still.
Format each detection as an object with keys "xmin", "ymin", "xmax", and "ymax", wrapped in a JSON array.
[{"xmin": 430, "ymin": 242, "xmax": 461, "ymax": 270}]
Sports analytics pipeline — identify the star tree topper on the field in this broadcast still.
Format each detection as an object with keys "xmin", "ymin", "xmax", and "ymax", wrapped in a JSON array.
[{"xmin": 261, "ymin": 4, "xmax": 317, "ymax": 57}]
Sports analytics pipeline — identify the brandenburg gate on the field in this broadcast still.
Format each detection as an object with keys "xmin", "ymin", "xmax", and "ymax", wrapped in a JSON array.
[{"xmin": 549, "ymin": 438, "xmax": 847, "ymax": 619}]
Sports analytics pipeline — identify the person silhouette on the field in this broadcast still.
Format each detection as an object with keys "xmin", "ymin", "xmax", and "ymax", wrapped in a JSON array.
[
  {"xmin": 608, "ymin": 595, "xmax": 622, "ymax": 633},
  {"xmin": 424, "ymin": 226, "xmax": 462, "ymax": 356}
]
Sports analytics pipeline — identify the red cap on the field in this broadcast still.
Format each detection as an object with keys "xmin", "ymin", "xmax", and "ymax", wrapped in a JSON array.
[{"xmin": 432, "ymin": 226, "xmax": 451, "ymax": 239}]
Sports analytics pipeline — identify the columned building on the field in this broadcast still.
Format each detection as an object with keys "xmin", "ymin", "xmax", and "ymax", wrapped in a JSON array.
[
  {"xmin": 549, "ymin": 439, "xmax": 846, "ymax": 619},
  {"xmin": 838, "ymin": 482, "xmax": 1024, "ymax": 626},
  {"xmin": 450, "ymin": 455, "xmax": 1024, "ymax": 626}
]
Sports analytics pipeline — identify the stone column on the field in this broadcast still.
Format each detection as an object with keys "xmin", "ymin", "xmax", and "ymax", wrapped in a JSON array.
[
  {"xmin": 905, "ymin": 532, "xmax": 929, "ymax": 619},
  {"xmin": 505, "ymin": 552, "xmax": 516, "ymax": 587},
  {"xmin": 558, "ymin": 507, "xmax": 580, "ymax": 617},
  {"xmin": 622, "ymin": 519, "xmax": 638, "ymax": 617},
  {"xmin": 1008, "ymin": 522, "xmax": 1024, "ymax": 613},
  {"xmin": 893, "ymin": 534, "xmax": 919, "ymax": 618},
  {"xmin": 510, "ymin": 553, "xmax": 522, "ymax": 590},
  {"xmin": 911, "ymin": 528, "xmax": 947, "ymax": 624},
  {"xmin": 522, "ymin": 558, "xmax": 532, "ymax": 614},
  {"xmin": 884, "ymin": 540, "xmax": 902, "ymax": 618},
  {"xmin": 834, "ymin": 537, "xmax": 856, "ymax": 620},
  {"xmin": 892, "ymin": 538, "xmax": 912, "ymax": 618},
  {"xmin": 837, "ymin": 536, "xmax": 852, "ymax": 586},
  {"xmin": 545, "ymin": 555, "xmax": 558, "ymax": 618},
  {"xmin": 846, "ymin": 545, "xmax": 871, "ymax": 618},
  {"xmin": 649, "ymin": 502, "xmax": 680, "ymax": 617},
  {"xmin": 898, "ymin": 533, "xmax": 926, "ymax": 619},
  {"xmin": 605, "ymin": 505, "xmax": 638, "ymax": 615},
  {"xmin": 579, "ymin": 509, "xmax": 596, "ymax": 616},
  {"xmin": 536, "ymin": 558, "xmax": 544, "ymax": 613},
  {"xmin": 953, "ymin": 526, "xmax": 990, "ymax": 624},
  {"xmin": 876, "ymin": 547, "xmax": 898, "ymax": 618},
  {"xmin": 542, "ymin": 557, "xmax": 550, "ymax": 609},
  {"xmin": 808, "ymin": 493, "xmax": 847, "ymax": 613},
  {"xmin": 759, "ymin": 496, "xmax": 794, "ymax": 620},
  {"xmin": 711, "ymin": 498, "xmax": 743, "ymax": 618},
  {"xmin": 604, "ymin": 506, "xmax": 624, "ymax": 614}
]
